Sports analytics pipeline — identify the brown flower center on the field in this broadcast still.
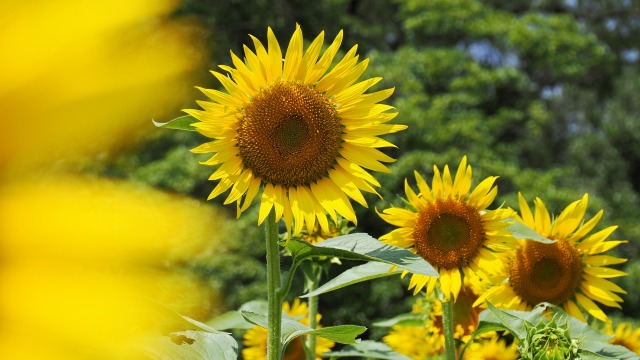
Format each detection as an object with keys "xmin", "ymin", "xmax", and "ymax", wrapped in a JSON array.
[
  {"xmin": 237, "ymin": 81, "xmax": 342, "ymax": 187},
  {"xmin": 509, "ymin": 239, "xmax": 583, "ymax": 306},
  {"xmin": 413, "ymin": 199, "xmax": 485, "ymax": 270}
]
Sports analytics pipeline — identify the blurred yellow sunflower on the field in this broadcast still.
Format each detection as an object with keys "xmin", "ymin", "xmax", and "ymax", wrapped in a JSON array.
[
  {"xmin": 383, "ymin": 323, "xmax": 443, "ymax": 359},
  {"xmin": 187, "ymin": 25, "xmax": 404, "ymax": 234},
  {"xmin": 242, "ymin": 298, "xmax": 335, "ymax": 360},
  {"xmin": 378, "ymin": 156, "xmax": 515, "ymax": 300},
  {"xmin": 608, "ymin": 322, "xmax": 640, "ymax": 354},
  {"xmin": 463, "ymin": 335, "xmax": 519, "ymax": 360},
  {"xmin": 476, "ymin": 193, "xmax": 627, "ymax": 322},
  {"xmin": 384, "ymin": 278, "xmax": 486, "ymax": 359}
]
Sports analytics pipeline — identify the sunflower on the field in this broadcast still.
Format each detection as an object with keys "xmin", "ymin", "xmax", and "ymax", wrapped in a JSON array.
[
  {"xmin": 242, "ymin": 298, "xmax": 335, "ymax": 360},
  {"xmin": 187, "ymin": 25, "xmax": 404, "ymax": 234},
  {"xmin": 383, "ymin": 323, "xmax": 443, "ymax": 359},
  {"xmin": 463, "ymin": 335, "xmax": 519, "ymax": 360},
  {"xmin": 476, "ymin": 193, "xmax": 627, "ymax": 323},
  {"xmin": 608, "ymin": 322, "xmax": 640, "ymax": 354},
  {"xmin": 378, "ymin": 156, "xmax": 515, "ymax": 300}
]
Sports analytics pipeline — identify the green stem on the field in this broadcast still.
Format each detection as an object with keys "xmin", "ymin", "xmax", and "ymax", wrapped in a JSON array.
[
  {"xmin": 265, "ymin": 209, "xmax": 282, "ymax": 360},
  {"xmin": 305, "ymin": 266, "xmax": 321, "ymax": 360},
  {"xmin": 441, "ymin": 297, "xmax": 456, "ymax": 360}
]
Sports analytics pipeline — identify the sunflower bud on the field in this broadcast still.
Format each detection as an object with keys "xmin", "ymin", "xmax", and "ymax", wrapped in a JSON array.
[{"xmin": 519, "ymin": 315, "xmax": 580, "ymax": 360}]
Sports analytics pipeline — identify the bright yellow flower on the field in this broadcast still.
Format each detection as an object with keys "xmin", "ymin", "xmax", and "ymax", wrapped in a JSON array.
[
  {"xmin": 463, "ymin": 335, "xmax": 519, "ymax": 360},
  {"xmin": 242, "ymin": 298, "xmax": 335, "ymax": 360},
  {"xmin": 383, "ymin": 324, "xmax": 444, "ymax": 359},
  {"xmin": 0, "ymin": 0, "xmax": 200, "ymax": 169},
  {"xmin": 608, "ymin": 322, "xmax": 640, "ymax": 354},
  {"xmin": 378, "ymin": 156, "xmax": 515, "ymax": 300},
  {"xmin": 477, "ymin": 193, "xmax": 627, "ymax": 322},
  {"xmin": 0, "ymin": 176, "xmax": 228, "ymax": 360},
  {"xmin": 384, "ymin": 278, "xmax": 486, "ymax": 359},
  {"xmin": 187, "ymin": 25, "xmax": 404, "ymax": 234}
]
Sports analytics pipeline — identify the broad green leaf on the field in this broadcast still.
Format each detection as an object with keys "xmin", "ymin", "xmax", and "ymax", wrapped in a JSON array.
[
  {"xmin": 324, "ymin": 340, "xmax": 412, "ymax": 359},
  {"xmin": 287, "ymin": 233, "xmax": 438, "ymax": 277},
  {"xmin": 142, "ymin": 330, "xmax": 238, "ymax": 360},
  {"xmin": 373, "ymin": 312, "xmax": 424, "ymax": 327},
  {"xmin": 578, "ymin": 342, "xmax": 639, "ymax": 360},
  {"xmin": 505, "ymin": 219, "xmax": 556, "ymax": 244},
  {"xmin": 153, "ymin": 114, "xmax": 198, "ymax": 131},
  {"xmin": 240, "ymin": 311, "xmax": 365, "ymax": 348},
  {"xmin": 303, "ymin": 261, "xmax": 402, "ymax": 298},
  {"xmin": 207, "ymin": 300, "xmax": 269, "ymax": 330},
  {"xmin": 480, "ymin": 301, "xmax": 531, "ymax": 340}
]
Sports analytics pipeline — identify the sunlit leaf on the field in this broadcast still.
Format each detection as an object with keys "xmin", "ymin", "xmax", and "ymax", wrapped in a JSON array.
[
  {"xmin": 324, "ymin": 340, "xmax": 412, "ymax": 359},
  {"xmin": 373, "ymin": 312, "xmax": 424, "ymax": 327},
  {"xmin": 142, "ymin": 330, "xmax": 238, "ymax": 360},
  {"xmin": 152, "ymin": 114, "xmax": 198, "ymax": 131},
  {"xmin": 303, "ymin": 261, "xmax": 403, "ymax": 298},
  {"xmin": 287, "ymin": 233, "xmax": 437, "ymax": 277},
  {"xmin": 207, "ymin": 300, "xmax": 268, "ymax": 330},
  {"xmin": 505, "ymin": 219, "xmax": 556, "ymax": 244}
]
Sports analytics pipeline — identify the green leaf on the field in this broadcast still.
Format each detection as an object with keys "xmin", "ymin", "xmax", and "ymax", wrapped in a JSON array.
[
  {"xmin": 479, "ymin": 301, "xmax": 534, "ymax": 340},
  {"xmin": 142, "ymin": 330, "xmax": 238, "ymax": 360},
  {"xmin": 153, "ymin": 114, "xmax": 199, "ymax": 131},
  {"xmin": 505, "ymin": 219, "xmax": 556, "ymax": 244},
  {"xmin": 373, "ymin": 312, "xmax": 424, "ymax": 327},
  {"xmin": 578, "ymin": 343, "xmax": 639, "ymax": 360},
  {"xmin": 303, "ymin": 261, "xmax": 403, "ymax": 298},
  {"xmin": 287, "ymin": 233, "xmax": 438, "ymax": 277},
  {"xmin": 240, "ymin": 310, "xmax": 365, "ymax": 348},
  {"xmin": 207, "ymin": 300, "xmax": 268, "ymax": 330},
  {"xmin": 324, "ymin": 340, "xmax": 413, "ymax": 359}
]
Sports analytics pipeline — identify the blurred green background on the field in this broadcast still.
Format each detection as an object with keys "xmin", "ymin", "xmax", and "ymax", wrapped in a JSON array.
[{"xmin": 92, "ymin": 0, "xmax": 640, "ymax": 346}]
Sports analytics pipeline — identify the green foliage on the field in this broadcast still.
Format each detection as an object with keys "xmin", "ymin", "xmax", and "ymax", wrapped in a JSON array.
[
  {"xmin": 286, "ymin": 234, "xmax": 437, "ymax": 276},
  {"xmin": 325, "ymin": 340, "xmax": 413, "ymax": 359},
  {"xmin": 303, "ymin": 261, "xmax": 403, "ymax": 298},
  {"xmin": 472, "ymin": 302, "xmax": 639, "ymax": 359},
  {"xmin": 241, "ymin": 311, "xmax": 366, "ymax": 346}
]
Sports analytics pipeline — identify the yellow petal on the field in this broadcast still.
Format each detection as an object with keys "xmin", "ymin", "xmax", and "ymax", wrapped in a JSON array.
[{"xmin": 575, "ymin": 293, "xmax": 609, "ymax": 322}]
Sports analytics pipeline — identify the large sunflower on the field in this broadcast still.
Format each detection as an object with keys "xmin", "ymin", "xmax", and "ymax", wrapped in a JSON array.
[
  {"xmin": 378, "ymin": 156, "xmax": 515, "ymax": 300},
  {"xmin": 476, "ymin": 193, "xmax": 627, "ymax": 322},
  {"xmin": 186, "ymin": 25, "xmax": 404, "ymax": 234},
  {"xmin": 242, "ymin": 298, "xmax": 335, "ymax": 360}
]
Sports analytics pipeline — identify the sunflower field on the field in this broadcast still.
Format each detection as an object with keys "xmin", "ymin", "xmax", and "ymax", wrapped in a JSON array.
[{"xmin": 2, "ymin": 0, "xmax": 640, "ymax": 359}]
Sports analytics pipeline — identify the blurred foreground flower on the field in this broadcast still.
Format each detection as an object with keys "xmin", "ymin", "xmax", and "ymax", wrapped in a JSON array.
[
  {"xmin": 0, "ymin": 0, "xmax": 211, "ymax": 358},
  {"xmin": 0, "ymin": 176, "xmax": 230, "ymax": 359},
  {"xmin": 186, "ymin": 24, "xmax": 405, "ymax": 234},
  {"xmin": 0, "ymin": 0, "xmax": 201, "ymax": 169},
  {"xmin": 477, "ymin": 194, "xmax": 627, "ymax": 322}
]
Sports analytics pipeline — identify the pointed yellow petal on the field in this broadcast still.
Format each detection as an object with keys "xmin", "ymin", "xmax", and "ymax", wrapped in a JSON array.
[
  {"xmin": 266, "ymin": 27, "xmax": 283, "ymax": 81},
  {"xmin": 575, "ymin": 293, "xmax": 609, "ymax": 322},
  {"xmin": 283, "ymin": 24, "xmax": 303, "ymax": 80},
  {"xmin": 583, "ymin": 266, "xmax": 627, "ymax": 278},
  {"xmin": 517, "ymin": 193, "xmax": 535, "ymax": 228},
  {"xmin": 258, "ymin": 183, "xmax": 276, "ymax": 224},
  {"xmin": 533, "ymin": 197, "xmax": 551, "ymax": 235}
]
